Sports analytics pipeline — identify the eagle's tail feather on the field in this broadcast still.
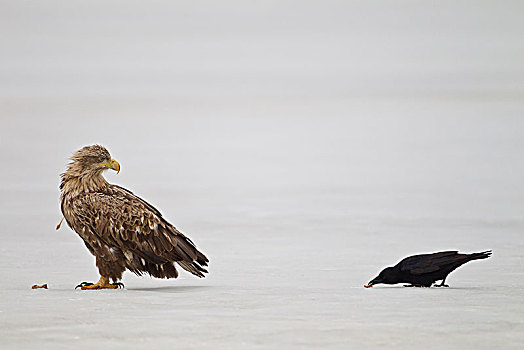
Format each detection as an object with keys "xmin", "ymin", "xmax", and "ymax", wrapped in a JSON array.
[
  {"xmin": 196, "ymin": 251, "xmax": 209, "ymax": 267},
  {"xmin": 131, "ymin": 261, "xmax": 179, "ymax": 279},
  {"xmin": 177, "ymin": 260, "xmax": 208, "ymax": 278}
]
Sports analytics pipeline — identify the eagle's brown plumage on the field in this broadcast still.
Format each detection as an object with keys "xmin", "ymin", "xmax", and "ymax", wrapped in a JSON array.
[{"xmin": 60, "ymin": 145, "xmax": 208, "ymax": 287}]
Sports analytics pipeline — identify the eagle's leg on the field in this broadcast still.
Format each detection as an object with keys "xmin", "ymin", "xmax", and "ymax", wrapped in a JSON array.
[
  {"xmin": 75, "ymin": 276, "xmax": 124, "ymax": 290},
  {"xmin": 433, "ymin": 277, "xmax": 449, "ymax": 288}
]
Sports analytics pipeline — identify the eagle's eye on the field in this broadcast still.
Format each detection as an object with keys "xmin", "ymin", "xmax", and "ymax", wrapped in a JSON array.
[{"xmin": 97, "ymin": 155, "xmax": 108, "ymax": 163}]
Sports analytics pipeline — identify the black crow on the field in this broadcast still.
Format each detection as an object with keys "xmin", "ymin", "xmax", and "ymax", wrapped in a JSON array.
[{"xmin": 365, "ymin": 250, "xmax": 492, "ymax": 288}]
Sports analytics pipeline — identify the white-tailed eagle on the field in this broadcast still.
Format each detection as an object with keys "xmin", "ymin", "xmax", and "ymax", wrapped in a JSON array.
[{"xmin": 59, "ymin": 145, "xmax": 208, "ymax": 289}]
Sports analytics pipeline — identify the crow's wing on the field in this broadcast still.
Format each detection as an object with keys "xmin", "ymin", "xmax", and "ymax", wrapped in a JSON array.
[{"xmin": 399, "ymin": 251, "xmax": 458, "ymax": 275}]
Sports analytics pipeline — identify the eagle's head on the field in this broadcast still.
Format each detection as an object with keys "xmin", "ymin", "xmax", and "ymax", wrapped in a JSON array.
[{"xmin": 66, "ymin": 145, "xmax": 120, "ymax": 177}]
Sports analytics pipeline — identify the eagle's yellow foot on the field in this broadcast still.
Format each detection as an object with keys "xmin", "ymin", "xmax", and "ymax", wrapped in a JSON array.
[
  {"xmin": 75, "ymin": 282, "xmax": 123, "ymax": 290},
  {"xmin": 75, "ymin": 276, "xmax": 124, "ymax": 290}
]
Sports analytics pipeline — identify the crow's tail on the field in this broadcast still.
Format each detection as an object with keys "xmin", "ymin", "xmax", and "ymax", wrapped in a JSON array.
[{"xmin": 469, "ymin": 250, "xmax": 492, "ymax": 260}]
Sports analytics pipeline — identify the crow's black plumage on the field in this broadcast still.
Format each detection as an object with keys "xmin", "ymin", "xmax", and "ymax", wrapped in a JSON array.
[{"xmin": 366, "ymin": 250, "xmax": 492, "ymax": 287}]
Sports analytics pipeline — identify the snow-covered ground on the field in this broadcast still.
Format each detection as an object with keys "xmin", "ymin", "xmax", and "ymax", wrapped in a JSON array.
[{"xmin": 1, "ymin": 1, "xmax": 524, "ymax": 349}]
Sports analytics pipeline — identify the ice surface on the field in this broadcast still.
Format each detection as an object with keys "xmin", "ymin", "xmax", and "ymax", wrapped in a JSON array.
[{"xmin": 1, "ymin": 1, "xmax": 524, "ymax": 349}]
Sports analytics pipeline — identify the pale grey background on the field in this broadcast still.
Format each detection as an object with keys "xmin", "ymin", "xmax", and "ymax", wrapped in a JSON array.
[{"xmin": 1, "ymin": 1, "xmax": 523, "ymax": 349}]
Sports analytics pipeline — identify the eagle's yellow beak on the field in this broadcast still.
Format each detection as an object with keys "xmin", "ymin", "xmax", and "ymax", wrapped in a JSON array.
[{"xmin": 101, "ymin": 158, "xmax": 120, "ymax": 173}]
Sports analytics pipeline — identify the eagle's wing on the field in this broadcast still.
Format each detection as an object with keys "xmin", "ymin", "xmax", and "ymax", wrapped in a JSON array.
[
  {"xmin": 399, "ymin": 251, "xmax": 458, "ymax": 275},
  {"xmin": 69, "ymin": 185, "xmax": 208, "ymax": 277}
]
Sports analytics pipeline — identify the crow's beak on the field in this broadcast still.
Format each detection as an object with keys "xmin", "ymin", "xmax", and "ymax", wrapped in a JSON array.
[
  {"xmin": 364, "ymin": 278, "xmax": 378, "ymax": 288},
  {"xmin": 367, "ymin": 277, "xmax": 381, "ymax": 286}
]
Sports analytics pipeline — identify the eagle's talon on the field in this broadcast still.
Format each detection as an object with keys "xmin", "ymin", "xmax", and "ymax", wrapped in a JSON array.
[
  {"xmin": 113, "ymin": 282, "xmax": 125, "ymax": 289},
  {"xmin": 75, "ymin": 282, "xmax": 94, "ymax": 289},
  {"xmin": 75, "ymin": 277, "xmax": 123, "ymax": 290}
]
